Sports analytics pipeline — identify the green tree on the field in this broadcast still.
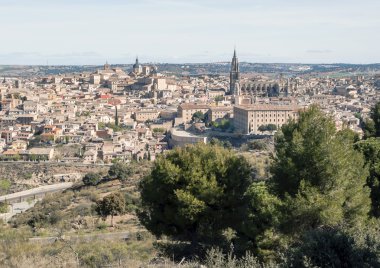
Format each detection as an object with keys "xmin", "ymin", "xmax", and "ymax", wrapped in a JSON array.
[
  {"xmin": 236, "ymin": 182, "xmax": 282, "ymax": 257},
  {"xmin": 115, "ymin": 106, "xmax": 119, "ymax": 126},
  {"xmin": 108, "ymin": 162, "xmax": 133, "ymax": 181},
  {"xmin": 209, "ymin": 138, "xmax": 232, "ymax": 149},
  {"xmin": 214, "ymin": 95, "xmax": 224, "ymax": 102},
  {"xmin": 247, "ymin": 140, "xmax": 267, "ymax": 151},
  {"xmin": 0, "ymin": 179, "xmax": 11, "ymax": 195},
  {"xmin": 363, "ymin": 118, "xmax": 376, "ymax": 139},
  {"xmin": 355, "ymin": 138, "xmax": 380, "ymax": 217},
  {"xmin": 258, "ymin": 124, "xmax": 277, "ymax": 132},
  {"xmin": 212, "ymin": 119, "xmax": 232, "ymax": 131},
  {"xmin": 270, "ymin": 106, "xmax": 370, "ymax": 233},
  {"xmin": 0, "ymin": 202, "xmax": 9, "ymax": 213},
  {"xmin": 192, "ymin": 111, "xmax": 205, "ymax": 122},
  {"xmin": 98, "ymin": 122, "xmax": 106, "ymax": 129},
  {"xmin": 82, "ymin": 172, "xmax": 102, "ymax": 186},
  {"xmin": 139, "ymin": 143, "xmax": 252, "ymax": 248},
  {"xmin": 95, "ymin": 192, "xmax": 126, "ymax": 226},
  {"xmin": 286, "ymin": 226, "xmax": 380, "ymax": 267},
  {"xmin": 371, "ymin": 102, "xmax": 380, "ymax": 137},
  {"xmin": 152, "ymin": 127, "xmax": 165, "ymax": 133}
]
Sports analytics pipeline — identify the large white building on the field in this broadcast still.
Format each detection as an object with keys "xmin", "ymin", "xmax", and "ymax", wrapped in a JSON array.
[{"xmin": 234, "ymin": 104, "xmax": 299, "ymax": 134}]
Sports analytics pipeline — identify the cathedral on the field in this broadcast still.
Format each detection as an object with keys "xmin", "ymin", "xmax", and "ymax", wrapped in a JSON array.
[{"xmin": 229, "ymin": 50, "xmax": 298, "ymax": 103}]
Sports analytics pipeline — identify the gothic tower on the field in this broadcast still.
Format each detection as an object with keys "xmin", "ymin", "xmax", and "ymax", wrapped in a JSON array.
[{"xmin": 230, "ymin": 49, "xmax": 240, "ymax": 95}]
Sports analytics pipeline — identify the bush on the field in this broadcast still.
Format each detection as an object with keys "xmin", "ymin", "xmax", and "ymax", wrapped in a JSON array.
[
  {"xmin": 286, "ymin": 226, "xmax": 380, "ymax": 267},
  {"xmin": 82, "ymin": 172, "xmax": 102, "ymax": 186},
  {"xmin": 258, "ymin": 124, "xmax": 277, "ymax": 132},
  {"xmin": 108, "ymin": 162, "xmax": 133, "ymax": 181},
  {"xmin": 0, "ymin": 202, "xmax": 9, "ymax": 213},
  {"xmin": 247, "ymin": 140, "xmax": 267, "ymax": 151}
]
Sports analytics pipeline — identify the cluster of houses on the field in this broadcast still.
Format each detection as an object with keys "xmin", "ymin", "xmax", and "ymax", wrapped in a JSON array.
[{"xmin": 0, "ymin": 56, "xmax": 379, "ymax": 163}]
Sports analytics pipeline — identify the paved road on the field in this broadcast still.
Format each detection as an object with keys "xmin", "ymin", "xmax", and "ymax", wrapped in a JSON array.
[
  {"xmin": 29, "ymin": 231, "xmax": 130, "ymax": 244},
  {"xmin": 0, "ymin": 182, "xmax": 73, "ymax": 204},
  {"xmin": 0, "ymin": 200, "xmax": 39, "ymax": 222},
  {"xmin": 0, "ymin": 182, "xmax": 74, "ymax": 221}
]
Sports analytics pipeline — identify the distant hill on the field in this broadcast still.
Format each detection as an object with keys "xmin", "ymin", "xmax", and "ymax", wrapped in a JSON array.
[{"xmin": 1, "ymin": 63, "xmax": 380, "ymax": 77}]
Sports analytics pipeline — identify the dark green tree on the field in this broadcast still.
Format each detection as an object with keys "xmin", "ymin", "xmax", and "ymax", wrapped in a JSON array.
[
  {"xmin": 82, "ymin": 172, "xmax": 102, "ymax": 186},
  {"xmin": 139, "ymin": 143, "xmax": 252, "ymax": 248},
  {"xmin": 95, "ymin": 192, "xmax": 125, "ymax": 226},
  {"xmin": 115, "ymin": 106, "xmax": 119, "ymax": 126},
  {"xmin": 286, "ymin": 226, "xmax": 380, "ymax": 267},
  {"xmin": 236, "ymin": 182, "xmax": 282, "ymax": 257},
  {"xmin": 192, "ymin": 111, "xmax": 205, "ymax": 122},
  {"xmin": 108, "ymin": 162, "xmax": 133, "ymax": 181},
  {"xmin": 258, "ymin": 124, "xmax": 277, "ymax": 132},
  {"xmin": 247, "ymin": 140, "xmax": 267, "ymax": 151},
  {"xmin": 209, "ymin": 138, "xmax": 232, "ymax": 149},
  {"xmin": 371, "ymin": 102, "xmax": 380, "ymax": 137},
  {"xmin": 214, "ymin": 95, "xmax": 224, "ymax": 102},
  {"xmin": 270, "ymin": 105, "xmax": 370, "ymax": 233},
  {"xmin": 363, "ymin": 118, "xmax": 376, "ymax": 139},
  {"xmin": 355, "ymin": 138, "xmax": 380, "ymax": 217},
  {"xmin": 362, "ymin": 102, "xmax": 380, "ymax": 138}
]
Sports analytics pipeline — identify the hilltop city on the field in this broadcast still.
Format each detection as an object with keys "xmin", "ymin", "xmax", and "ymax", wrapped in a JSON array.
[{"xmin": 0, "ymin": 50, "xmax": 379, "ymax": 164}]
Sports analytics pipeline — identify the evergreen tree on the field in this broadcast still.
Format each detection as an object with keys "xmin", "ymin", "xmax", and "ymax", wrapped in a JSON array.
[
  {"xmin": 286, "ymin": 226, "xmax": 380, "ymax": 267},
  {"xmin": 371, "ymin": 102, "xmax": 380, "ymax": 137},
  {"xmin": 115, "ymin": 106, "xmax": 119, "ymax": 126},
  {"xmin": 355, "ymin": 138, "xmax": 380, "ymax": 217},
  {"xmin": 363, "ymin": 118, "xmax": 376, "ymax": 139},
  {"xmin": 139, "ymin": 143, "xmax": 252, "ymax": 247},
  {"xmin": 271, "ymin": 106, "xmax": 370, "ymax": 233},
  {"xmin": 236, "ymin": 182, "xmax": 282, "ymax": 257}
]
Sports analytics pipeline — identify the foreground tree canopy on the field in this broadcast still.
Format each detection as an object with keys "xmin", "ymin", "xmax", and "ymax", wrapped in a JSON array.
[
  {"xmin": 363, "ymin": 101, "xmax": 380, "ymax": 138},
  {"xmin": 271, "ymin": 105, "xmax": 370, "ymax": 231},
  {"xmin": 139, "ymin": 143, "xmax": 252, "ymax": 245},
  {"xmin": 355, "ymin": 137, "xmax": 380, "ymax": 217},
  {"xmin": 139, "ymin": 105, "xmax": 378, "ymax": 264}
]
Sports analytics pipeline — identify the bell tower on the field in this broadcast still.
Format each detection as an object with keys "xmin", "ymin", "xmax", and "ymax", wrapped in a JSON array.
[{"xmin": 230, "ymin": 49, "xmax": 240, "ymax": 95}]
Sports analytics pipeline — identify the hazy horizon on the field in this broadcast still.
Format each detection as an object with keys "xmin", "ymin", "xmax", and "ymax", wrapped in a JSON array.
[
  {"xmin": 1, "ymin": 0, "xmax": 379, "ymax": 65},
  {"xmin": 1, "ymin": 61, "xmax": 380, "ymax": 67}
]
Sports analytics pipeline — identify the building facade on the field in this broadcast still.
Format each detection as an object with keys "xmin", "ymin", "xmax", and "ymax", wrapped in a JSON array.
[
  {"xmin": 178, "ymin": 103, "xmax": 209, "ymax": 123},
  {"xmin": 234, "ymin": 104, "xmax": 299, "ymax": 134}
]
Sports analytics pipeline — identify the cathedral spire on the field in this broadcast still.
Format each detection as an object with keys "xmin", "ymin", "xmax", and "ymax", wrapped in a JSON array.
[
  {"xmin": 231, "ymin": 48, "xmax": 239, "ymax": 72},
  {"xmin": 230, "ymin": 48, "xmax": 240, "ymax": 95}
]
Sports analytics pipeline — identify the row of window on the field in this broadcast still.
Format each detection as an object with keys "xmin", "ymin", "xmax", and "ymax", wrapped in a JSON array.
[{"xmin": 252, "ymin": 113, "xmax": 290, "ymax": 118}]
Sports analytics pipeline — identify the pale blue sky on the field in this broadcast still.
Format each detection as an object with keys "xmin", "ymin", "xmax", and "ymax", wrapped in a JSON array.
[{"xmin": 0, "ymin": 0, "xmax": 379, "ymax": 64}]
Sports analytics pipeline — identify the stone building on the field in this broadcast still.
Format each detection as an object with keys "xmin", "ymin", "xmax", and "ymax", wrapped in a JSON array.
[
  {"xmin": 229, "ymin": 50, "xmax": 298, "ymax": 102},
  {"xmin": 234, "ymin": 104, "xmax": 299, "ymax": 134},
  {"xmin": 177, "ymin": 103, "xmax": 209, "ymax": 123}
]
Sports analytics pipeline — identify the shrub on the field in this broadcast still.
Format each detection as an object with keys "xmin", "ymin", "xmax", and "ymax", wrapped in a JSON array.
[{"xmin": 82, "ymin": 172, "xmax": 102, "ymax": 186}]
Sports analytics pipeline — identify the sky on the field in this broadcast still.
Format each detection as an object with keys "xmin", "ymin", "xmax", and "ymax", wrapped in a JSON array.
[{"xmin": 0, "ymin": 0, "xmax": 379, "ymax": 65}]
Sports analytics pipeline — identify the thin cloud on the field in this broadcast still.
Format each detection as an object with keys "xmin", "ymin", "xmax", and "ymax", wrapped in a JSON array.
[{"xmin": 306, "ymin": 50, "xmax": 333, "ymax": 54}]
